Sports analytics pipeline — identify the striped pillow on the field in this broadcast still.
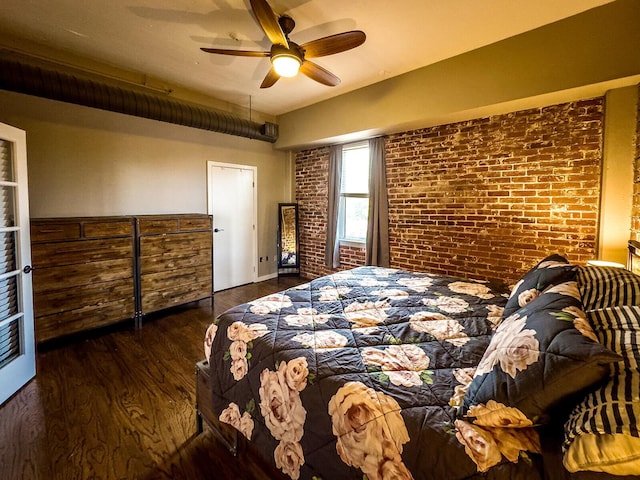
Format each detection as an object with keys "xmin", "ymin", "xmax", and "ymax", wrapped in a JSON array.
[
  {"xmin": 563, "ymin": 305, "xmax": 640, "ymax": 474},
  {"xmin": 577, "ymin": 266, "xmax": 640, "ymax": 310}
]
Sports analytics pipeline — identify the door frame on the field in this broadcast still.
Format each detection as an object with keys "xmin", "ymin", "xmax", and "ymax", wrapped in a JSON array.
[
  {"xmin": 0, "ymin": 122, "xmax": 34, "ymax": 406},
  {"xmin": 206, "ymin": 161, "xmax": 258, "ymax": 290}
]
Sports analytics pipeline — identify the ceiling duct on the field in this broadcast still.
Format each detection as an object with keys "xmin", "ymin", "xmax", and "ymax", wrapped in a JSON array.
[{"xmin": 0, "ymin": 57, "xmax": 278, "ymax": 143}]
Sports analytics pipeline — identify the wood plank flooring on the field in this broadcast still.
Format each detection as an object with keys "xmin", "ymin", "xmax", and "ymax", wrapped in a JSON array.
[{"xmin": 0, "ymin": 276, "xmax": 306, "ymax": 480}]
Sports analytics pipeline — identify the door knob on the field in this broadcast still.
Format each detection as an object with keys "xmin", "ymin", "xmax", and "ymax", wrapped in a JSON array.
[{"xmin": 214, "ymin": 228, "xmax": 224, "ymax": 233}]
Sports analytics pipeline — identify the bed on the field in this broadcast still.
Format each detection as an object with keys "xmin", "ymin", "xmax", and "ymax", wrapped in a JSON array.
[{"xmin": 197, "ymin": 252, "xmax": 640, "ymax": 480}]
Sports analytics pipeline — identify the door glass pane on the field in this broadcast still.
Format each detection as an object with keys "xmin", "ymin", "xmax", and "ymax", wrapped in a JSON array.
[
  {"xmin": 0, "ymin": 186, "xmax": 15, "ymax": 228},
  {"xmin": 0, "ymin": 318, "xmax": 20, "ymax": 368},
  {"xmin": 0, "ymin": 276, "xmax": 18, "ymax": 322},
  {"xmin": 0, "ymin": 231, "xmax": 17, "ymax": 274},
  {"xmin": 0, "ymin": 140, "xmax": 14, "ymax": 182}
]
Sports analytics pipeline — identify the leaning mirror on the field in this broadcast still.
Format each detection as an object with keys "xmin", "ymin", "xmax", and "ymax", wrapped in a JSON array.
[{"xmin": 277, "ymin": 203, "xmax": 299, "ymax": 273}]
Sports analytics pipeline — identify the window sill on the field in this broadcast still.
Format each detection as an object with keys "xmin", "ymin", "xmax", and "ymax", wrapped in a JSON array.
[{"xmin": 339, "ymin": 239, "xmax": 365, "ymax": 248}]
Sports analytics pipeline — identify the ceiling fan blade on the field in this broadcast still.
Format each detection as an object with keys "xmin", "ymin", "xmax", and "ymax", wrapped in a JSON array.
[
  {"xmin": 301, "ymin": 31, "xmax": 366, "ymax": 58},
  {"xmin": 200, "ymin": 48, "xmax": 270, "ymax": 57},
  {"xmin": 260, "ymin": 67, "xmax": 280, "ymax": 88},
  {"xmin": 300, "ymin": 61, "xmax": 340, "ymax": 87},
  {"xmin": 249, "ymin": 0, "xmax": 289, "ymax": 48}
]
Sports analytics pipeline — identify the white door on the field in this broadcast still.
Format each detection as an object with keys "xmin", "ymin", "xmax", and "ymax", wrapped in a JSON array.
[
  {"xmin": 207, "ymin": 162, "xmax": 257, "ymax": 292},
  {"xmin": 0, "ymin": 122, "xmax": 34, "ymax": 406}
]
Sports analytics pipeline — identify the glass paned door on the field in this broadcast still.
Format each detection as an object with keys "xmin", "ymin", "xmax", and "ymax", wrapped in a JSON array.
[{"xmin": 0, "ymin": 123, "xmax": 34, "ymax": 406}]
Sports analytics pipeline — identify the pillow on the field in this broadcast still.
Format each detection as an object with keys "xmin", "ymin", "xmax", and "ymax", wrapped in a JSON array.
[
  {"xmin": 577, "ymin": 265, "xmax": 640, "ymax": 310},
  {"xmin": 563, "ymin": 305, "xmax": 640, "ymax": 474},
  {"xmin": 461, "ymin": 281, "xmax": 621, "ymax": 427},
  {"xmin": 563, "ymin": 434, "xmax": 640, "ymax": 475},
  {"xmin": 503, "ymin": 254, "xmax": 577, "ymax": 318}
]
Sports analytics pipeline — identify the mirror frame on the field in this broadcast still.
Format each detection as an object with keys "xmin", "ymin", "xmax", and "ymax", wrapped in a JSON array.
[{"xmin": 277, "ymin": 202, "xmax": 300, "ymax": 271}]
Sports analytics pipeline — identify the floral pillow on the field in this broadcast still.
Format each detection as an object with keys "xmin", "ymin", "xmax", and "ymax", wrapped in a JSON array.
[
  {"xmin": 461, "ymin": 280, "xmax": 621, "ymax": 427},
  {"xmin": 503, "ymin": 254, "xmax": 578, "ymax": 318}
]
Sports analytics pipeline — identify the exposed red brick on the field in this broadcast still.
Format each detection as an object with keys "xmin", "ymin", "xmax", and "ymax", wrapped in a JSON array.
[{"xmin": 295, "ymin": 99, "xmax": 604, "ymax": 284}]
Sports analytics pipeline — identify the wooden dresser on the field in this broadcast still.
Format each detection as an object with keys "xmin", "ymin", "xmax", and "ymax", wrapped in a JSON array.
[
  {"xmin": 31, "ymin": 217, "xmax": 136, "ymax": 343},
  {"xmin": 136, "ymin": 214, "xmax": 213, "ymax": 316},
  {"xmin": 31, "ymin": 214, "xmax": 213, "ymax": 343}
]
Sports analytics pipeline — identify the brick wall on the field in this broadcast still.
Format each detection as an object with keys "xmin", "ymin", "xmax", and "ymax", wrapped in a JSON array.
[
  {"xmin": 632, "ymin": 85, "xmax": 640, "ymax": 240},
  {"xmin": 295, "ymin": 98, "xmax": 603, "ymax": 284}
]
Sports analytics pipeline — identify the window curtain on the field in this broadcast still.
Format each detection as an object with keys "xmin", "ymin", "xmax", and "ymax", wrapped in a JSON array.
[
  {"xmin": 325, "ymin": 144, "xmax": 343, "ymax": 269},
  {"xmin": 366, "ymin": 137, "xmax": 390, "ymax": 267}
]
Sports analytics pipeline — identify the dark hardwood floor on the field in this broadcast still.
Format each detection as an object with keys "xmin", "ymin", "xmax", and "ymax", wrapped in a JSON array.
[{"xmin": 0, "ymin": 276, "xmax": 306, "ymax": 480}]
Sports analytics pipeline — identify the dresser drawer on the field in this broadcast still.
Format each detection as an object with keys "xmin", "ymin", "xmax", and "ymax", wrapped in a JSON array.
[
  {"xmin": 32, "ymin": 237, "xmax": 133, "ymax": 267},
  {"xmin": 84, "ymin": 220, "xmax": 133, "ymax": 238},
  {"xmin": 32, "ymin": 258, "xmax": 133, "ymax": 293},
  {"xmin": 139, "ymin": 249, "xmax": 211, "ymax": 274},
  {"xmin": 36, "ymin": 298, "xmax": 135, "ymax": 343},
  {"xmin": 31, "ymin": 222, "xmax": 81, "ymax": 243},
  {"xmin": 137, "ymin": 219, "xmax": 179, "ymax": 235},
  {"xmin": 141, "ymin": 279, "xmax": 211, "ymax": 313},
  {"xmin": 179, "ymin": 217, "xmax": 211, "ymax": 232},
  {"xmin": 34, "ymin": 278, "xmax": 134, "ymax": 317},
  {"xmin": 141, "ymin": 266, "xmax": 211, "ymax": 290},
  {"xmin": 139, "ymin": 231, "xmax": 212, "ymax": 257}
]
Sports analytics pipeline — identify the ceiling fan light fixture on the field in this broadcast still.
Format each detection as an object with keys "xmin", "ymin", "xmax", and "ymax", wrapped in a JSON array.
[
  {"xmin": 201, "ymin": 0, "xmax": 366, "ymax": 88},
  {"xmin": 272, "ymin": 53, "xmax": 301, "ymax": 77}
]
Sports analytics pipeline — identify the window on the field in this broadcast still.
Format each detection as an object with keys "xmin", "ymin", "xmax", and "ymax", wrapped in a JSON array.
[{"xmin": 339, "ymin": 142, "xmax": 369, "ymax": 243}]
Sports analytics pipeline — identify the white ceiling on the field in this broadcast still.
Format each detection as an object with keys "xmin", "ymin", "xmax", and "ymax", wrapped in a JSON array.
[{"xmin": 0, "ymin": 0, "xmax": 614, "ymax": 117}]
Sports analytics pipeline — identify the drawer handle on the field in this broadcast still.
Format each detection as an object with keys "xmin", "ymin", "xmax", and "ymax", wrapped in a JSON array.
[{"xmin": 39, "ymin": 229, "xmax": 65, "ymax": 233}]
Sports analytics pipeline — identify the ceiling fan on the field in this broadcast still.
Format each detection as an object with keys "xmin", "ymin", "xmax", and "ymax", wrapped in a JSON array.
[{"xmin": 200, "ymin": 0, "xmax": 366, "ymax": 88}]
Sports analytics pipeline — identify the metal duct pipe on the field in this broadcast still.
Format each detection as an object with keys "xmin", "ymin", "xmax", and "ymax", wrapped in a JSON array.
[{"xmin": 0, "ymin": 58, "xmax": 278, "ymax": 143}]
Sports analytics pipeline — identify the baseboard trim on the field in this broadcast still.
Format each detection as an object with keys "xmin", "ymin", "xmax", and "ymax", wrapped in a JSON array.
[{"xmin": 256, "ymin": 272, "xmax": 278, "ymax": 282}]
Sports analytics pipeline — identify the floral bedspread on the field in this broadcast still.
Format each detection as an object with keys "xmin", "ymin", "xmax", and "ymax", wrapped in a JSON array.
[{"xmin": 203, "ymin": 266, "xmax": 544, "ymax": 480}]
